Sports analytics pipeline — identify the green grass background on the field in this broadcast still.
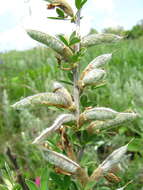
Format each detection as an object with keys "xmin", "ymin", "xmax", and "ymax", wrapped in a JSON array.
[{"xmin": 0, "ymin": 37, "xmax": 143, "ymax": 189}]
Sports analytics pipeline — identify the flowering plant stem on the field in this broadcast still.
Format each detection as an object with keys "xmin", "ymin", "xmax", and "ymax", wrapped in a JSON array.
[{"xmin": 73, "ymin": 10, "xmax": 81, "ymax": 124}]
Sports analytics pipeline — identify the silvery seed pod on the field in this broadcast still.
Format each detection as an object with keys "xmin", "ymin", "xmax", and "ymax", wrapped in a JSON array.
[
  {"xmin": 80, "ymin": 53, "xmax": 112, "ymax": 80},
  {"xmin": 53, "ymin": 82, "xmax": 76, "ymax": 111},
  {"xmin": 46, "ymin": 0, "xmax": 74, "ymax": 17},
  {"xmin": 88, "ymin": 112, "xmax": 138, "ymax": 132},
  {"xmin": 41, "ymin": 147, "xmax": 80, "ymax": 173},
  {"xmin": 27, "ymin": 30, "xmax": 73, "ymax": 61},
  {"xmin": 79, "ymin": 69, "xmax": 106, "ymax": 89},
  {"xmin": 32, "ymin": 114, "xmax": 75, "ymax": 144},
  {"xmin": 81, "ymin": 33, "xmax": 123, "ymax": 48},
  {"xmin": 11, "ymin": 91, "xmax": 75, "ymax": 110},
  {"xmin": 99, "ymin": 144, "xmax": 128, "ymax": 173},
  {"xmin": 80, "ymin": 107, "xmax": 118, "ymax": 125}
]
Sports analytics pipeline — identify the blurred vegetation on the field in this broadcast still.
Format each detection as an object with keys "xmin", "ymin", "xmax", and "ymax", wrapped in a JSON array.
[{"xmin": 0, "ymin": 36, "xmax": 143, "ymax": 189}]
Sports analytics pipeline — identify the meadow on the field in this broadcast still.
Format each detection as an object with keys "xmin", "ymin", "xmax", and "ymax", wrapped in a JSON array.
[{"xmin": 0, "ymin": 37, "xmax": 143, "ymax": 189}]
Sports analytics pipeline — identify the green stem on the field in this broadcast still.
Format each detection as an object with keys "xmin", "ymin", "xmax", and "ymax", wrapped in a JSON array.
[{"xmin": 73, "ymin": 10, "xmax": 81, "ymax": 125}]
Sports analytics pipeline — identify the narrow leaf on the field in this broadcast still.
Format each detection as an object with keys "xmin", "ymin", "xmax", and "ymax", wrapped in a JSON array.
[
  {"xmin": 81, "ymin": 0, "xmax": 87, "ymax": 8},
  {"xmin": 40, "ymin": 167, "xmax": 49, "ymax": 190},
  {"xmin": 26, "ymin": 180, "xmax": 39, "ymax": 190},
  {"xmin": 69, "ymin": 31, "xmax": 76, "ymax": 42},
  {"xmin": 75, "ymin": 0, "xmax": 82, "ymax": 9},
  {"xmin": 58, "ymin": 35, "xmax": 69, "ymax": 46},
  {"xmin": 47, "ymin": 17, "xmax": 66, "ymax": 20},
  {"xmin": 56, "ymin": 8, "xmax": 65, "ymax": 18},
  {"xmin": 69, "ymin": 37, "xmax": 80, "ymax": 46}
]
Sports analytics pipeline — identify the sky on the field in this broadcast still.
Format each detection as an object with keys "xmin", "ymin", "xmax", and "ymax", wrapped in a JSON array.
[{"xmin": 0, "ymin": 0, "xmax": 143, "ymax": 52}]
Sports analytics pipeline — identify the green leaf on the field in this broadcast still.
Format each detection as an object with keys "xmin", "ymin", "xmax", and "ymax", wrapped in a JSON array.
[
  {"xmin": 4, "ymin": 162, "xmax": 13, "ymax": 184},
  {"xmin": 12, "ymin": 184, "xmax": 22, "ymax": 190},
  {"xmin": 63, "ymin": 176, "xmax": 71, "ymax": 189},
  {"xmin": 47, "ymin": 17, "xmax": 65, "ymax": 20},
  {"xmin": 56, "ymin": 8, "xmax": 65, "ymax": 18},
  {"xmin": 84, "ymin": 181, "xmax": 96, "ymax": 190},
  {"xmin": 81, "ymin": 0, "xmax": 87, "ymax": 8},
  {"xmin": 67, "ymin": 72, "xmax": 73, "ymax": 81},
  {"xmin": 59, "ymin": 80, "xmax": 73, "ymax": 86},
  {"xmin": 80, "ymin": 95, "xmax": 88, "ymax": 107},
  {"xmin": 58, "ymin": 35, "xmax": 69, "ymax": 46},
  {"xmin": 75, "ymin": 0, "xmax": 87, "ymax": 9},
  {"xmin": 0, "ymin": 184, "xmax": 9, "ymax": 190},
  {"xmin": 69, "ymin": 31, "xmax": 76, "ymax": 41},
  {"xmin": 75, "ymin": 0, "xmax": 82, "ymax": 9},
  {"xmin": 50, "ymin": 172, "xmax": 64, "ymax": 188},
  {"xmin": 69, "ymin": 37, "xmax": 80, "ymax": 46},
  {"xmin": 69, "ymin": 52, "xmax": 80, "ymax": 63},
  {"xmin": 40, "ymin": 167, "xmax": 49, "ymax": 190},
  {"xmin": 26, "ymin": 180, "xmax": 39, "ymax": 190}
]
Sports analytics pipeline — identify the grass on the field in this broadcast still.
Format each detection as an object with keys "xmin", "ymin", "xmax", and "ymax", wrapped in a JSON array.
[{"xmin": 0, "ymin": 37, "xmax": 143, "ymax": 189}]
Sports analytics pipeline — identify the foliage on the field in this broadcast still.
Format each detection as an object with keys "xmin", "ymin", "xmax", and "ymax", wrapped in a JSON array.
[
  {"xmin": 102, "ymin": 26, "xmax": 124, "ymax": 36},
  {"xmin": 124, "ymin": 21, "xmax": 143, "ymax": 39}
]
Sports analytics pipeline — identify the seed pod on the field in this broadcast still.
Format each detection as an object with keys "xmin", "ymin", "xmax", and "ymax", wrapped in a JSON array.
[
  {"xmin": 11, "ymin": 91, "xmax": 75, "ymax": 111},
  {"xmin": 53, "ymin": 82, "xmax": 76, "ymax": 110},
  {"xmin": 32, "ymin": 114, "xmax": 75, "ymax": 144},
  {"xmin": 81, "ymin": 33, "xmax": 123, "ymax": 48},
  {"xmin": 41, "ymin": 147, "xmax": 80, "ymax": 173},
  {"xmin": 27, "ymin": 30, "xmax": 73, "ymax": 61},
  {"xmin": 46, "ymin": 0, "xmax": 74, "ymax": 17},
  {"xmin": 99, "ymin": 144, "xmax": 129, "ymax": 173},
  {"xmin": 80, "ymin": 107, "xmax": 118, "ymax": 125},
  {"xmin": 79, "ymin": 69, "xmax": 106, "ymax": 89},
  {"xmin": 87, "ymin": 112, "xmax": 138, "ymax": 133},
  {"xmin": 80, "ymin": 53, "xmax": 112, "ymax": 80}
]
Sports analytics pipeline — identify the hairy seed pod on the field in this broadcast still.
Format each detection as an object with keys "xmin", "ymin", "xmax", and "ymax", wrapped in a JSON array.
[
  {"xmin": 99, "ymin": 143, "xmax": 129, "ymax": 173},
  {"xmin": 79, "ymin": 107, "xmax": 118, "ymax": 125},
  {"xmin": 32, "ymin": 114, "xmax": 75, "ymax": 144},
  {"xmin": 81, "ymin": 33, "xmax": 123, "ymax": 48},
  {"xmin": 80, "ymin": 53, "xmax": 112, "ymax": 80},
  {"xmin": 11, "ymin": 91, "xmax": 75, "ymax": 111},
  {"xmin": 87, "ymin": 112, "xmax": 138, "ymax": 133},
  {"xmin": 53, "ymin": 82, "xmax": 76, "ymax": 110},
  {"xmin": 27, "ymin": 30, "xmax": 73, "ymax": 61},
  {"xmin": 78, "ymin": 69, "xmax": 106, "ymax": 89},
  {"xmin": 41, "ymin": 147, "xmax": 80, "ymax": 173},
  {"xmin": 46, "ymin": 0, "xmax": 74, "ymax": 17},
  {"xmin": 104, "ymin": 172, "xmax": 121, "ymax": 184}
]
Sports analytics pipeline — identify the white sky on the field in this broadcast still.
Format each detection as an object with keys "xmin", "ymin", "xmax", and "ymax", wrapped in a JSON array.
[{"xmin": 0, "ymin": 0, "xmax": 143, "ymax": 52}]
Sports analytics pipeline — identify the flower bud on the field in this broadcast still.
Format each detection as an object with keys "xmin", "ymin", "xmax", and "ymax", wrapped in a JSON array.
[
  {"xmin": 78, "ymin": 69, "xmax": 106, "ymax": 89},
  {"xmin": 27, "ymin": 30, "xmax": 73, "ymax": 61},
  {"xmin": 80, "ymin": 53, "xmax": 112, "ymax": 80},
  {"xmin": 46, "ymin": 0, "xmax": 74, "ymax": 17},
  {"xmin": 41, "ymin": 147, "xmax": 80, "ymax": 173},
  {"xmin": 81, "ymin": 33, "xmax": 123, "ymax": 48},
  {"xmin": 32, "ymin": 114, "xmax": 75, "ymax": 144}
]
